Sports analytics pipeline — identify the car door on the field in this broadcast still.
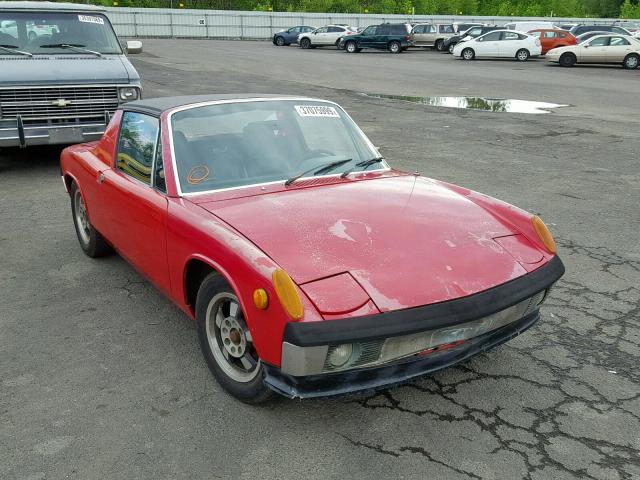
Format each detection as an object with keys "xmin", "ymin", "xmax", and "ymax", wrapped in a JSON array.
[
  {"xmin": 581, "ymin": 36, "xmax": 610, "ymax": 62},
  {"xmin": 360, "ymin": 25, "xmax": 378, "ymax": 48},
  {"xmin": 500, "ymin": 31, "xmax": 526, "ymax": 57},
  {"xmin": 327, "ymin": 26, "xmax": 345, "ymax": 45},
  {"xmin": 285, "ymin": 27, "xmax": 299, "ymax": 43},
  {"xmin": 100, "ymin": 111, "xmax": 171, "ymax": 294},
  {"xmin": 413, "ymin": 24, "xmax": 435, "ymax": 46},
  {"xmin": 606, "ymin": 36, "xmax": 634, "ymax": 62},
  {"xmin": 312, "ymin": 26, "xmax": 328, "ymax": 45},
  {"xmin": 475, "ymin": 31, "xmax": 502, "ymax": 56}
]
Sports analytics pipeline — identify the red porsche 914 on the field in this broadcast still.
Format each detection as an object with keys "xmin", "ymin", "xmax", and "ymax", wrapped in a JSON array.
[{"xmin": 60, "ymin": 95, "xmax": 564, "ymax": 403}]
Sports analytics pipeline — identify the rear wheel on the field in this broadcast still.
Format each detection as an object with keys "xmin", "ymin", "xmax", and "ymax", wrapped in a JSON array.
[
  {"xmin": 462, "ymin": 47, "xmax": 475, "ymax": 60},
  {"xmin": 196, "ymin": 274, "xmax": 271, "ymax": 404},
  {"xmin": 275, "ymin": 36, "xmax": 285, "ymax": 46},
  {"xmin": 388, "ymin": 40, "xmax": 401, "ymax": 54},
  {"xmin": 70, "ymin": 182, "xmax": 112, "ymax": 258},
  {"xmin": 623, "ymin": 53, "xmax": 639, "ymax": 70},
  {"xmin": 516, "ymin": 49, "xmax": 530, "ymax": 62},
  {"xmin": 559, "ymin": 52, "xmax": 576, "ymax": 67},
  {"xmin": 435, "ymin": 39, "xmax": 444, "ymax": 51},
  {"xmin": 345, "ymin": 41, "xmax": 358, "ymax": 53},
  {"xmin": 300, "ymin": 37, "xmax": 311, "ymax": 49}
]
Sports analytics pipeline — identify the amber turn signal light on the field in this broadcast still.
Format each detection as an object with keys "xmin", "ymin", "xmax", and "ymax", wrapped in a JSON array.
[
  {"xmin": 253, "ymin": 288, "xmax": 269, "ymax": 310},
  {"xmin": 272, "ymin": 269, "xmax": 304, "ymax": 320},
  {"xmin": 532, "ymin": 216, "xmax": 557, "ymax": 254}
]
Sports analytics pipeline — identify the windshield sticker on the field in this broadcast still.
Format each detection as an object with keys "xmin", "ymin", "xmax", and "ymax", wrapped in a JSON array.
[
  {"xmin": 78, "ymin": 15, "xmax": 105, "ymax": 25},
  {"xmin": 295, "ymin": 105, "xmax": 340, "ymax": 118}
]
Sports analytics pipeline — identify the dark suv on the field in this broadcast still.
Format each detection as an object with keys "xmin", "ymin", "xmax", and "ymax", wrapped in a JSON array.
[
  {"xmin": 443, "ymin": 26, "xmax": 500, "ymax": 53},
  {"xmin": 341, "ymin": 23, "xmax": 413, "ymax": 54}
]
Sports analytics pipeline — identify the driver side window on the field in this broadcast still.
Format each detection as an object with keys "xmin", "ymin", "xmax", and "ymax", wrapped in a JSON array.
[
  {"xmin": 481, "ymin": 31, "xmax": 501, "ymax": 41},
  {"xmin": 116, "ymin": 112, "xmax": 159, "ymax": 186},
  {"xmin": 589, "ymin": 36, "xmax": 609, "ymax": 46},
  {"xmin": 316, "ymin": 27, "xmax": 327, "ymax": 34},
  {"xmin": 364, "ymin": 25, "xmax": 378, "ymax": 35}
]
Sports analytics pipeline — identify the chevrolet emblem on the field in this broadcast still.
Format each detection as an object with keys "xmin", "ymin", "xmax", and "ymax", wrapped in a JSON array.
[{"xmin": 52, "ymin": 99, "xmax": 72, "ymax": 107}]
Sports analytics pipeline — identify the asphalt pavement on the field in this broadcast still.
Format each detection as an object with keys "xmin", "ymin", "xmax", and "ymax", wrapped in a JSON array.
[{"xmin": 1, "ymin": 39, "xmax": 639, "ymax": 480}]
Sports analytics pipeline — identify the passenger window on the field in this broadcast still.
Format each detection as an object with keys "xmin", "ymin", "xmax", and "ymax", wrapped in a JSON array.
[
  {"xmin": 440, "ymin": 25, "xmax": 454, "ymax": 33},
  {"xmin": 316, "ymin": 27, "xmax": 327, "ymax": 34},
  {"xmin": 470, "ymin": 28, "xmax": 482, "ymax": 35},
  {"xmin": 116, "ymin": 112, "xmax": 159, "ymax": 185},
  {"xmin": 544, "ymin": 31, "xmax": 556, "ymax": 38},
  {"xmin": 530, "ymin": 31, "xmax": 541, "ymax": 37},
  {"xmin": 589, "ymin": 36, "xmax": 609, "ymax": 46},
  {"xmin": 502, "ymin": 32, "xmax": 520, "ymax": 40},
  {"xmin": 559, "ymin": 32, "xmax": 567, "ymax": 38},
  {"xmin": 609, "ymin": 37, "xmax": 629, "ymax": 46},
  {"xmin": 378, "ymin": 25, "xmax": 391, "ymax": 35},
  {"xmin": 364, "ymin": 25, "xmax": 377, "ymax": 35},
  {"xmin": 482, "ymin": 32, "xmax": 501, "ymax": 41}
]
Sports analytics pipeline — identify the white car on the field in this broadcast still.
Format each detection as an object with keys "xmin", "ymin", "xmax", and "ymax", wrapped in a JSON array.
[
  {"xmin": 452, "ymin": 30, "xmax": 542, "ymax": 61},
  {"xmin": 299, "ymin": 25, "xmax": 357, "ymax": 49}
]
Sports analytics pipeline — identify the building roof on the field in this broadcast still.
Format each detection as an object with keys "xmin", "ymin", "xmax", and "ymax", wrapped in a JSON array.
[{"xmin": 0, "ymin": 2, "xmax": 106, "ymax": 12}]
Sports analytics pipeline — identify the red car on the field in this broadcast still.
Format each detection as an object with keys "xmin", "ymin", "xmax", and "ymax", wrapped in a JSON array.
[
  {"xmin": 528, "ymin": 28, "xmax": 577, "ymax": 55},
  {"xmin": 61, "ymin": 95, "xmax": 564, "ymax": 403}
]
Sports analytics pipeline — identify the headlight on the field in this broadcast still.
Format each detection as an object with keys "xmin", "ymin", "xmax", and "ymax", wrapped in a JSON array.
[
  {"xmin": 532, "ymin": 216, "xmax": 557, "ymax": 254},
  {"xmin": 327, "ymin": 344, "xmax": 355, "ymax": 368},
  {"xmin": 118, "ymin": 87, "xmax": 140, "ymax": 102}
]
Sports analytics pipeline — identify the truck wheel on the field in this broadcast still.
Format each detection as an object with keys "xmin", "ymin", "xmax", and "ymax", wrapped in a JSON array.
[
  {"xmin": 388, "ymin": 41, "xmax": 401, "ymax": 54},
  {"xmin": 435, "ymin": 39, "xmax": 445, "ymax": 51},
  {"xmin": 196, "ymin": 274, "xmax": 272, "ymax": 404},
  {"xmin": 70, "ymin": 182, "xmax": 112, "ymax": 258}
]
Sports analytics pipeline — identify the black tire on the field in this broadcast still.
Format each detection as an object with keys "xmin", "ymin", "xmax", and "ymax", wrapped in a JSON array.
[
  {"xmin": 516, "ymin": 48, "xmax": 530, "ymax": 62},
  {"xmin": 435, "ymin": 39, "xmax": 444, "ymax": 51},
  {"xmin": 300, "ymin": 37, "xmax": 311, "ymax": 49},
  {"xmin": 388, "ymin": 40, "xmax": 401, "ymax": 54},
  {"xmin": 559, "ymin": 52, "xmax": 576, "ymax": 67},
  {"xmin": 623, "ymin": 53, "xmax": 639, "ymax": 70},
  {"xmin": 462, "ymin": 47, "xmax": 475, "ymax": 60},
  {"xmin": 448, "ymin": 42, "xmax": 456, "ymax": 54},
  {"xmin": 274, "ymin": 36, "xmax": 285, "ymax": 46},
  {"xmin": 345, "ymin": 40, "xmax": 358, "ymax": 53},
  {"xmin": 70, "ymin": 182, "xmax": 112, "ymax": 258},
  {"xmin": 196, "ymin": 274, "xmax": 272, "ymax": 404}
]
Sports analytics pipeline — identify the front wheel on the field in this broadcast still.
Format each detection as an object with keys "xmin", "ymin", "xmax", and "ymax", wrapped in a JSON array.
[
  {"xmin": 345, "ymin": 41, "xmax": 358, "ymax": 53},
  {"xmin": 275, "ymin": 36, "xmax": 285, "ymax": 46},
  {"xmin": 623, "ymin": 54, "xmax": 639, "ymax": 70},
  {"xmin": 559, "ymin": 52, "xmax": 576, "ymax": 67},
  {"xmin": 516, "ymin": 49, "xmax": 530, "ymax": 62},
  {"xmin": 196, "ymin": 274, "xmax": 272, "ymax": 404},
  {"xmin": 462, "ymin": 47, "xmax": 475, "ymax": 60},
  {"xmin": 388, "ymin": 41, "xmax": 401, "ymax": 54},
  {"xmin": 448, "ymin": 43, "xmax": 456, "ymax": 54},
  {"xmin": 70, "ymin": 182, "xmax": 112, "ymax": 258},
  {"xmin": 300, "ymin": 37, "xmax": 311, "ymax": 49}
]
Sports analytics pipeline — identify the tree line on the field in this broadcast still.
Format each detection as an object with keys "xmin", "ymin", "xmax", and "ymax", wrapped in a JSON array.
[{"xmin": 75, "ymin": 0, "xmax": 640, "ymax": 18}]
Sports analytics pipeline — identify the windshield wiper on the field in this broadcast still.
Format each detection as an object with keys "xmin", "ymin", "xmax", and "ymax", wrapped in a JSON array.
[
  {"xmin": 285, "ymin": 159, "xmax": 352, "ymax": 186},
  {"xmin": 40, "ymin": 43, "xmax": 102, "ymax": 57},
  {"xmin": 340, "ymin": 156, "xmax": 385, "ymax": 178},
  {"xmin": 0, "ymin": 44, "xmax": 33, "ymax": 57}
]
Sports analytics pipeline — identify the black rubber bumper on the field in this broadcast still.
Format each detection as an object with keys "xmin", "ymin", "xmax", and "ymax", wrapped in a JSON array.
[
  {"xmin": 264, "ymin": 311, "xmax": 540, "ymax": 399},
  {"xmin": 284, "ymin": 255, "xmax": 564, "ymax": 347}
]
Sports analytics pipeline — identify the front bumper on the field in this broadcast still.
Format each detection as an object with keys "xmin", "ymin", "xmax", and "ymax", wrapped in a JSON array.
[
  {"xmin": 265, "ymin": 256, "xmax": 564, "ymax": 399},
  {"xmin": 0, "ymin": 116, "xmax": 109, "ymax": 148},
  {"xmin": 264, "ymin": 311, "xmax": 540, "ymax": 399}
]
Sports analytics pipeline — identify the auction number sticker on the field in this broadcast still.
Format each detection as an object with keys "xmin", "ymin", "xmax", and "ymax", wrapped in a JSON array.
[
  {"xmin": 78, "ymin": 15, "xmax": 105, "ymax": 25},
  {"xmin": 295, "ymin": 105, "xmax": 340, "ymax": 118}
]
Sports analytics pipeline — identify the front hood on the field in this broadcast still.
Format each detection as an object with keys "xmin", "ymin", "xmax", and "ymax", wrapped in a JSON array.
[
  {"xmin": 199, "ymin": 175, "xmax": 540, "ymax": 311},
  {"xmin": 0, "ymin": 55, "xmax": 131, "ymax": 86}
]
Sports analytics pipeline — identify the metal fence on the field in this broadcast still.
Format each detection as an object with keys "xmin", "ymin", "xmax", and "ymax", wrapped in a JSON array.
[{"xmin": 104, "ymin": 7, "xmax": 638, "ymax": 40}]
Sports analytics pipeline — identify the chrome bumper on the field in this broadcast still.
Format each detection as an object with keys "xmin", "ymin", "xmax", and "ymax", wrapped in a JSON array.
[{"xmin": 0, "ymin": 115, "xmax": 109, "ymax": 148}]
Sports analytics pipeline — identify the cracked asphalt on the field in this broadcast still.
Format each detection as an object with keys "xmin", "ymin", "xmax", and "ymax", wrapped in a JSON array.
[{"xmin": 1, "ymin": 40, "xmax": 639, "ymax": 479}]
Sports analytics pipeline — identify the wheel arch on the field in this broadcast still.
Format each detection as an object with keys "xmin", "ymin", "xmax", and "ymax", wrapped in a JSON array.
[{"xmin": 183, "ymin": 254, "xmax": 238, "ymax": 318}]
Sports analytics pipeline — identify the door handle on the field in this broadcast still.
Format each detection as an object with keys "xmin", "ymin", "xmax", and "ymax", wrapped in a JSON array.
[{"xmin": 98, "ymin": 172, "xmax": 105, "ymax": 184}]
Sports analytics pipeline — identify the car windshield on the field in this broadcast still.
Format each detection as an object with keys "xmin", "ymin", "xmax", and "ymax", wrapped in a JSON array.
[
  {"xmin": 170, "ymin": 100, "xmax": 384, "ymax": 194},
  {"xmin": 0, "ymin": 11, "xmax": 121, "ymax": 54}
]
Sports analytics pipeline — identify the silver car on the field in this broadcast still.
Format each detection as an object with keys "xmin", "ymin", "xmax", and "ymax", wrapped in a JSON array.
[
  {"xmin": 411, "ymin": 23, "xmax": 455, "ymax": 50},
  {"xmin": 0, "ymin": 1, "xmax": 143, "ymax": 148}
]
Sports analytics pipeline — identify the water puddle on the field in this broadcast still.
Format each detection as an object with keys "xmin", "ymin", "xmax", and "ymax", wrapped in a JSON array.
[{"xmin": 362, "ymin": 94, "xmax": 568, "ymax": 114}]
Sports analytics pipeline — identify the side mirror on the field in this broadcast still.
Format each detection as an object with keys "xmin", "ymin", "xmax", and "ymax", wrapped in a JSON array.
[{"xmin": 126, "ymin": 40, "xmax": 143, "ymax": 54}]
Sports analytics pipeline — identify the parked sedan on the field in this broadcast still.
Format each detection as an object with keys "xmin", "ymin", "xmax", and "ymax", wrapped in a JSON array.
[
  {"xmin": 527, "ymin": 29, "xmax": 577, "ymax": 54},
  {"xmin": 547, "ymin": 34, "xmax": 640, "ymax": 69},
  {"xmin": 272, "ymin": 25, "xmax": 315, "ymax": 46},
  {"xmin": 299, "ymin": 24, "xmax": 356, "ymax": 49},
  {"xmin": 453, "ymin": 30, "xmax": 542, "ymax": 61},
  {"xmin": 443, "ymin": 25, "xmax": 500, "ymax": 54},
  {"xmin": 60, "ymin": 94, "xmax": 564, "ymax": 402}
]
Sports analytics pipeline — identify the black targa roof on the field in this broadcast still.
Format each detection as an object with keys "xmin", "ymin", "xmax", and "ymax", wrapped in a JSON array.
[{"xmin": 123, "ymin": 94, "xmax": 307, "ymax": 117}]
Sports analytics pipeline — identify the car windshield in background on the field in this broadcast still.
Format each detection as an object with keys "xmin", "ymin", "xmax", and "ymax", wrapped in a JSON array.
[
  {"xmin": 0, "ymin": 12, "xmax": 121, "ymax": 54},
  {"xmin": 170, "ymin": 100, "xmax": 382, "ymax": 193}
]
